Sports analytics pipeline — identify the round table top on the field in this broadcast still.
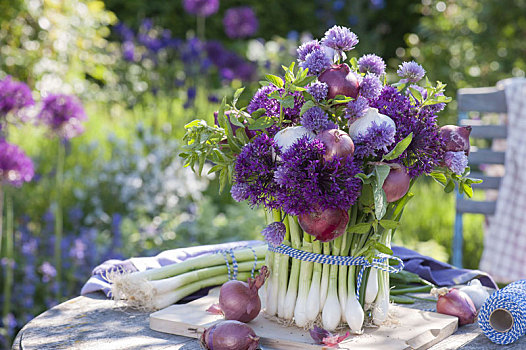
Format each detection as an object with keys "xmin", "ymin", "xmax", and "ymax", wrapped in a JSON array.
[{"xmin": 12, "ymin": 292, "xmax": 526, "ymax": 350}]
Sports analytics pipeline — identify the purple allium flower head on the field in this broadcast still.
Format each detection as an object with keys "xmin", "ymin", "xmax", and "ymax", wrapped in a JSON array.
[
  {"xmin": 297, "ymin": 40, "xmax": 322, "ymax": 61},
  {"xmin": 358, "ymin": 54, "xmax": 386, "ymax": 76},
  {"xmin": 300, "ymin": 48, "xmax": 332, "ymax": 76},
  {"xmin": 307, "ymin": 82, "xmax": 328, "ymax": 101},
  {"xmin": 37, "ymin": 94, "xmax": 87, "ymax": 140},
  {"xmin": 353, "ymin": 121, "xmax": 396, "ymax": 158},
  {"xmin": 0, "ymin": 140, "xmax": 34, "ymax": 187},
  {"xmin": 359, "ymin": 73, "xmax": 382, "ymax": 100},
  {"xmin": 233, "ymin": 134, "xmax": 281, "ymax": 209},
  {"xmin": 182, "ymin": 0, "xmax": 219, "ymax": 17},
  {"xmin": 274, "ymin": 137, "xmax": 362, "ymax": 215},
  {"xmin": 247, "ymin": 85, "xmax": 304, "ymax": 122},
  {"xmin": 261, "ymin": 222, "xmax": 286, "ymax": 247},
  {"xmin": 371, "ymin": 86, "xmax": 443, "ymax": 177},
  {"xmin": 223, "ymin": 6, "xmax": 258, "ymax": 39},
  {"xmin": 345, "ymin": 96, "xmax": 369, "ymax": 121},
  {"xmin": 444, "ymin": 151, "xmax": 468, "ymax": 175},
  {"xmin": 321, "ymin": 25, "xmax": 359, "ymax": 52},
  {"xmin": 301, "ymin": 106, "xmax": 329, "ymax": 133},
  {"xmin": 0, "ymin": 76, "xmax": 34, "ymax": 120},
  {"xmin": 397, "ymin": 61, "xmax": 426, "ymax": 83}
]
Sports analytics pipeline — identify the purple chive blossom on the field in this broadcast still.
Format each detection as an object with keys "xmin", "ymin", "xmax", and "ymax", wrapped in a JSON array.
[
  {"xmin": 230, "ymin": 182, "xmax": 250, "ymax": 202},
  {"xmin": 300, "ymin": 48, "xmax": 332, "ymax": 76},
  {"xmin": 345, "ymin": 96, "xmax": 369, "ymax": 121},
  {"xmin": 37, "ymin": 94, "xmax": 87, "ymax": 140},
  {"xmin": 321, "ymin": 25, "xmax": 359, "ymax": 52},
  {"xmin": 371, "ymin": 86, "xmax": 444, "ymax": 177},
  {"xmin": 0, "ymin": 140, "xmax": 34, "ymax": 187},
  {"xmin": 182, "ymin": 0, "xmax": 219, "ymax": 17},
  {"xmin": 359, "ymin": 74, "xmax": 382, "ymax": 100},
  {"xmin": 353, "ymin": 121, "xmax": 396, "ymax": 158},
  {"xmin": 301, "ymin": 107, "xmax": 329, "ymax": 133},
  {"xmin": 274, "ymin": 137, "xmax": 362, "ymax": 215},
  {"xmin": 261, "ymin": 222, "xmax": 286, "ymax": 247},
  {"xmin": 297, "ymin": 40, "xmax": 322, "ymax": 61},
  {"xmin": 0, "ymin": 76, "xmax": 34, "ymax": 120},
  {"xmin": 307, "ymin": 82, "xmax": 329, "ymax": 101},
  {"xmin": 444, "ymin": 151, "xmax": 468, "ymax": 175},
  {"xmin": 397, "ymin": 61, "xmax": 426, "ymax": 83},
  {"xmin": 247, "ymin": 85, "xmax": 304, "ymax": 122},
  {"xmin": 233, "ymin": 134, "xmax": 281, "ymax": 209},
  {"xmin": 223, "ymin": 7, "xmax": 259, "ymax": 39},
  {"xmin": 358, "ymin": 54, "xmax": 386, "ymax": 76}
]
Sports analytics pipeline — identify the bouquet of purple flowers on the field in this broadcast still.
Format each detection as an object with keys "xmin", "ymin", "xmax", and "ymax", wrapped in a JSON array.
[{"xmin": 181, "ymin": 25, "xmax": 479, "ymax": 332}]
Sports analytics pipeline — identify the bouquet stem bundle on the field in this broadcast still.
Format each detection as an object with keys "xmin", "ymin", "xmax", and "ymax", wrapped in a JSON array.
[
  {"xmin": 112, "ymin": 245, "xmax": 266, "ymax": 310},
  {"xmin": 264, "ymin": 202, "xmax": 403, "ymax": 332}
]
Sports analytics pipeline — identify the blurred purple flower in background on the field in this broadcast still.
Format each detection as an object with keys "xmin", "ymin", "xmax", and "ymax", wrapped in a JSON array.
[
  {"xmin": 39, "ymin": 261, "xmax": 57, "ymax": 283},
  {"xmin": 205, "ymin": 41, "xmax": 257, "ymax": 82},
  {"xmin": 223, "ymin": 6, "xmax": 259, "ymax": 39},
  {"xmin": 183, "ymin": 0, "xmax": 219, "ymax": 17},
  {"xmin": 122, "ymin": 41, "xmax": 135, "ymax": 61},
  {"xmin": 0, "ymin": 76, "xmax": 34, "ymax": 122},
  {"xmin": 0, "ymin": 140, "xmax": 34, "ymax": 187},
  {"xmin": 37, "ymin": 94, "xmax": 87, "ymax": 140}
]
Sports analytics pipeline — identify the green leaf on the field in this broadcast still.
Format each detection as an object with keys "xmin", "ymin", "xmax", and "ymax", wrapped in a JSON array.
[
  {"xmin": 349, "ymin": 57, "xmax": 358, "ymax": 71},
  {"xmin": 219, "ymin": 169, "xmax": 228, "ymax": 193},
  {"xmin": 295, "ymin": 75, "xmax": 317, "ymax": 87},
  {"xmin": 444, "ymin": 179, "xmax": 455, "ymax": 193},
  {"xmin": 265, "ymin": 74, "xmax": 284, "ymax": 88},
  {"xmin": 248, "ymin": 116, "xmax": 275, "ymax": 130},
  {"xmin": 375, "ymin": 242, "xmax": 393, "ymax": 255},
  {"xmin": 251, "ymin": 108, "xmax": 267, "ymax": 119},
  {"xmin": 383, "ymin": 132, "xmax": 413, "ymax": 161},
  {"xmin": 409, "ymin": 87, "xmax": 423, "ymax": 103},
  {"xmin": 462, "ymin": 182, "xmax": 474, "ymax": 198},
  {"xmin": 300, "ymin": 100, "xmax": 315, "ymax": 116},
  {"xmin": 356, "ymin": 172, "xmax": 374, "ymax": 184},
  {"xmin": 229, "ymin": 114, "xmax": 245, "ymax": 128},
  {"xmin": 281, "ymin": 95, "xmax": 295, "ymax": 109},
  {"xmin": 429, "ymin": 171, "xmax": 447, "ymax": 186},
  {"xmin": 235, "ymin": 127, "xmax": 250, "ymax": 145},
  {"xmin": 379, "ymin": 220, "xmax": 400, "ymax": 230},
  {"xmin": 359, "ymin": 183, "xmax": 374, "ymax": 207},
  {"xmin": 259, "ymin": 80, "xmax": 270, "ymax": 86},
  {"xmin": 348, "ymin": 222, "xmax": 373, "ymax": 234},
  {"xmin": 233, "ymin": 87, "xmax": 245, "ymax": 106},
  {"xmin": 208, "ymin": 164, "xmax": 223, "ymax": 174}
]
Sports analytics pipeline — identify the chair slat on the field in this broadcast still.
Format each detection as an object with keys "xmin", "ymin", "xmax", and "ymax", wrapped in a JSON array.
[
  {"xmin": 469, "ymin": 172, "xmax": 502, "ymax": 190},
  {"xmin": 456, "ymin": 199, "xmax": 496, "ymax": 215},
  {"xmin": 457, "ymin": 87, "xmax": 508, "ymax": 113},
  {"xmin": 469, "ymin": 125, "xmax": 507, "ymax": 139},
  {"xmin": 468, "ymin": 150, "xmax": 506, "ymax": 165}
]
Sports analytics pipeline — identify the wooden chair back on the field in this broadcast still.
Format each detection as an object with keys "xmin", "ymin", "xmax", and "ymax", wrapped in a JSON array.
[{"xmin": 453, "ymin": 86, "xmax": 508, "ymax": 267}]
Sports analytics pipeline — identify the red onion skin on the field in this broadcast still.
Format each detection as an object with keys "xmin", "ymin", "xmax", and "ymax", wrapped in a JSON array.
[
  {"xmin": 440, "ymin": 125, "xmax": 471, "ymax": 155},
  {"xmin": 382, "ymin": 165, "xmax": 411, "ymax": 203},
  {"xmin": 299, "ymin": 208, "xmax": 349, "ymax": 242},
  {"xmin": 436, "ymin": 288, "xmax": 477, "ymax": 326},
  {"xmin": 318, "ymin": 64, "xmax": 360, "ymax": 100},
  {"xmin": 315, "ymin": 129, "xmax": 355, "ymax": 162},
  {"xmin": 201, "ymin": 320, "xmax": 260, "ymax": 350},
  {"xmin": 218, "ymin": 266, "xmax": 269, "ymax": 323}
]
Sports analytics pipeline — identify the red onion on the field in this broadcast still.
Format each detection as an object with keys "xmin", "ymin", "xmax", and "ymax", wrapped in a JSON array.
[
  {"xmin": 315, "ymin": 129, "xmax": 355, "ymax": 162},
  {"xmin": 318, "ymin": 63, "xmax": 360, "ymax": 100},
  {"xmin": 382, "ymin": 164, "xmax": 411, "ymax": 203},
  {"xmin": 434, "ymin": 287, "xmax": 477, "ymax": 326},
  {"xmin": 218, "ymin": 266, "xmax": 269, "ymax": 323},
  {"xmin": 439, "ymin": 125, "xmax": 471, "ymax": 155},
  {"xmin": 299, "ymin": 207, "xmax": 349, "ymax": 242},
  {"xmin": 201, "ymin": 320, "xmax": 260, "ymax": 350}
]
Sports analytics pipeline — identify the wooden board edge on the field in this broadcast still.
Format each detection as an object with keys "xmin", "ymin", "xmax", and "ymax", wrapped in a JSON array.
[{"xmin": 406, "ymin": 318, "xmax": 458, "ymax": 350}]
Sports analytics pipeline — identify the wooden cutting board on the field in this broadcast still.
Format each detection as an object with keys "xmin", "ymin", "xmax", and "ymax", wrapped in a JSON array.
[{"xmin": 149, "ymin": 288, "xmax": 458, "ymax": 350}]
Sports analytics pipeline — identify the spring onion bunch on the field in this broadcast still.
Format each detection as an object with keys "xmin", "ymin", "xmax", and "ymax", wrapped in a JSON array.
[
  {"xmin": 181, "ymin": 25, "xmax": 479, "ymax": 332},
  {"xmin": 112, "ymin": 245, "xmax": 266, "ymax": 310}
]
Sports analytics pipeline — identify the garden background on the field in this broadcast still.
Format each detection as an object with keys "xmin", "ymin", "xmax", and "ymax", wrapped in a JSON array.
[{"xmin": 0, "ymin": 0, "xmax": 525, "ymax": 347}]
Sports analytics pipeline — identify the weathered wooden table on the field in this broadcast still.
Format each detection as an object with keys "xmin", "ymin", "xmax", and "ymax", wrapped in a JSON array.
[{"xmin": 12, "ymin": 292, "xmax": 525, "ymax": 349}]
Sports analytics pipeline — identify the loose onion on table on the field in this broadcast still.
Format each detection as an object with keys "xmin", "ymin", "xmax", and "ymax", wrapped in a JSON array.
[
  {"xmin": 201, "ymin": 320, "xmax": 260, "ymax": 350},
  {"xmin": 432, "ymin": 287, "xmax": 477, "ymax": 325},
  {"xmin": 210, "ymin": 266, "xmax": 269, "ymax": 323}
]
